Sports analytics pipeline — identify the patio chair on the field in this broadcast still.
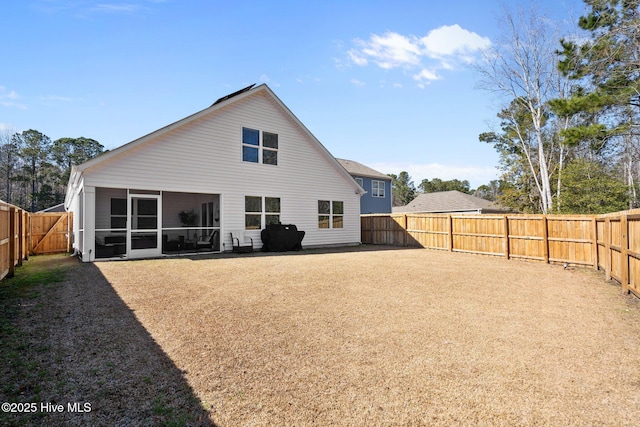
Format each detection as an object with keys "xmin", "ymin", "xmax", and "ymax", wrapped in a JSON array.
[
  {"xmin": 196, "ymin": 230, "xmax": 218, "ymax": 251},
  {"xmin": 230, "ymin": 230, "xmax": 253, "ymax": 253}
]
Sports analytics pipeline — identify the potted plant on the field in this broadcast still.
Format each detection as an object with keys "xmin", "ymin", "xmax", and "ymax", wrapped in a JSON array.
[{"xmin": 178, "ymin": 209, "xmax": 198, "ymax": 226}]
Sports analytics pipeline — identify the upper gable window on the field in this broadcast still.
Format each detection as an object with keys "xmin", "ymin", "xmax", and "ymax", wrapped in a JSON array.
[
  {"xmin": 242, "ymin": 128, "xmax": 259, "ymax": 163},
  {"xmin": 242, "ymin": 127, "xmax": 278, "ymax": 165}
]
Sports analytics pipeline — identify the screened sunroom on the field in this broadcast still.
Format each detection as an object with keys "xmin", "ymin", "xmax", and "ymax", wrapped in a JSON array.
[{"xmin": 90, "ymin": 188, "xmax": 220, "ymax": 259}]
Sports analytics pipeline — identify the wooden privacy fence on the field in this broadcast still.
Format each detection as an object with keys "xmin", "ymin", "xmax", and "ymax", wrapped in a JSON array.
[
  {"xmin": 30, "ymin": 212, "xmax": 73, "ymax": 255},
  {"xmin": 362, "ymin": 210, "xmax": 640, "ymax": 298},
  {"xmin": 1, "ymin": 201, "xmax": 29, "ymax": 281},
  {"xmin": 0, "ymin": 200, "xmax": 72, "ymax": 281}
]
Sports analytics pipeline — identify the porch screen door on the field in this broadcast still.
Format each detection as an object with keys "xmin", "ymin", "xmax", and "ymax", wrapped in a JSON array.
[{"xmin": 128, "ymin": 194, "xmax": 161, "ymax": 258}]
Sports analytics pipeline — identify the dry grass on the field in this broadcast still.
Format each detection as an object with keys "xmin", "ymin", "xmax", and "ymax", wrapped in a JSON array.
[
  {"xmin": 0, "ymin": 255, "xmax": 210, "ymax": 427},
  {"xmin": 92, "ymin": 246, "xmax": 640, "ymax": 426},
  {"xmin": 3, "ymin": 246, "xmax": 640, "ymax": 426}
]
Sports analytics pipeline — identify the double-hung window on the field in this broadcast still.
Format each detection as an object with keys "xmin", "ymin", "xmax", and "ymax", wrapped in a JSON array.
[
  {"xmin": 242, "ymin": 127, "xmax": 278, "ymax": 165},
  {"xmin": 372, "ymin": 180, "xmax": 385, "ymax": 198},
  {"xmin": 245, "ymin": 196, "xmax": 281, "ymax": 230},
  {"xmin": 318, "ymin": 200, "xmax": 344, "ymax": 229}
]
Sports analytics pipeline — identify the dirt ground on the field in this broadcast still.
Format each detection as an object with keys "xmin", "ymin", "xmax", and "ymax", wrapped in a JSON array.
[
  {"xmin": 93, "ymin": 246, "xmax": 640, "ymax": 426},
  {"xmin": 4, "ymin": 246, "xmax": 640, "ymax": 426}
]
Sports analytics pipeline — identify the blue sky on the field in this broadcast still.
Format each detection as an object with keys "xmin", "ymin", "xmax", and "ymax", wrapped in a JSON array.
[{"xmin": 1, "ymin": 0, "xmax": 585, "ymax": 188}]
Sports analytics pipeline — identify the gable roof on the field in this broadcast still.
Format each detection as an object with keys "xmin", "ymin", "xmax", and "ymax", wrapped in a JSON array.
[
  {"xmin": 393, "ymin": 190, "xmax": 508, "ymax": 214},
  {"xmin": 336, "ymin": 159, "xmax": 390, "ymax": 180},
  {"xmin": 66, "ymin": 84, "xmax": 365, "ymax": 202}
]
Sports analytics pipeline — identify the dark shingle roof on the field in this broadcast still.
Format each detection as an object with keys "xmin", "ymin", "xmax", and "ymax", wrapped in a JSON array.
[
  {"xmin": 393, "ymin": 190, "xmax": 507, "ymax": 214},
  {"xmin": 336, "ymin": 158, "xmax": 390, "ymax": 180}
]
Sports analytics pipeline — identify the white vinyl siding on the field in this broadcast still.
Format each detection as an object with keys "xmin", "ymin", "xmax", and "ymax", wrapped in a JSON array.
[{"xmin": 77, "ymin": 90, "xmax": 360, "ymax": 252}]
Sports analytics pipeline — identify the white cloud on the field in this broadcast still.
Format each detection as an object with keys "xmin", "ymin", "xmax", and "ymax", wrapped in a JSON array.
[
  {"xmin": 350, "ymin": 31, "xmax": 421, "ymax": 70},
  {"xmin": 420, "ymin": 24, "xmax": 491, "ymax": 58},
  {"xmin": 0, "ymin": 86, "xmax": 27, "ymax": 110},
  {"xmin": 34, "ymin": 0, "xmax": 163, "ymax": 16},
  {"xmin": 413, "ymin": 69, "xmax": 440, "ymax": 86},
  {"xmin": 40, "ymin": 95, "xmax": 75, "ymax": 102},
  {"xmin": 368, "ymin": 161, "xmax": 499, "ymax": 188},
  {"xmin": 346, "ymin": 25, "xmax": 491, "ymax": 86},
  {"xmin": 91, "ymin": 4, "xmax": 144, "ymax": 14},
  {"xmin": 259, "ymin": 74, "xmax": 280, "ymax": 87},
  {"xmin": 348, "ymin": 50, "xmax": 368, "ymax": 66},
  {"xmin": 351, "ymin": 79, "xmax": 366, "ymax": 87}
]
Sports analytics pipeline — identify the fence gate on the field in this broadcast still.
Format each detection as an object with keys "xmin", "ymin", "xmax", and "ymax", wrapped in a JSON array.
[{"xmin": 30, "ymin": 212, "xmax": 72, "ymax": 255}]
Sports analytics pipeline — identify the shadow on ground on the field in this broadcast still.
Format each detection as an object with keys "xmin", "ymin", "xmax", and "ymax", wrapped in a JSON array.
[
  {"xmin": 182, "ymin": 243, "xmax": 419, "ymax": 262},
  {"xmin": 0, "ymin": 255, "xmax": 216, "ymax": 427}
]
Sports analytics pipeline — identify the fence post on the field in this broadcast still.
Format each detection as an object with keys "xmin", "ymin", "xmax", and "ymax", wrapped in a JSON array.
[
  {"xmin": 8, "ymin": 206, "xmax": 16, "ymax": 278},
  {"xmin": 25, "ymin": 213, "xmax": 30, "ymax": 260},
  {"xmin": 605, "ymin": 217, "xmax": 611, "ymax": 281},
  {"xmin": 16, "ymin": 208, "xmax": 23, "ymax": 267},
  {"xmin": 542, "ymin": 215, "xmax": 549, "ymax": 264},
  {"xmin": 401, "ymin": 214, "xmax": 408, "ymax": 247},
  {"xmin": 621, "ymin": 213, "xmax": 629, "ymax": 293},
  {"xmin": 447, "ymin": 215, "xmax": 453, "ymax": 252},
  {"xmin": 503, "ymin": 215, "xmax": 510, "ymax": 259},
  {"xmin": 592, "ymin": 217, "xmax": 598, "ymax": 271}
]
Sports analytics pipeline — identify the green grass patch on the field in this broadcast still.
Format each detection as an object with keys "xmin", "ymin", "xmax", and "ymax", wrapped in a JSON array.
[
  {"xmin": 0, "ymin": 258, "xmax": 65, "ymax": 299},
  {"xmin": 0, "ymin": 256, "xmax": 67, "ymax": 410},
  {"xmin": 152, "ymin": 396, "xmax": 189, "ymax": 427}
]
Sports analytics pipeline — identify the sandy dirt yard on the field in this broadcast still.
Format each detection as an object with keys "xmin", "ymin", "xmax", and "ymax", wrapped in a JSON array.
[
  {"xmin": 3, "ymin": 246, "xmax": 640, "ymax": 426},
  {"xmin": 92, "ymin": 246, "xmax": 640, "ymax": 426}
]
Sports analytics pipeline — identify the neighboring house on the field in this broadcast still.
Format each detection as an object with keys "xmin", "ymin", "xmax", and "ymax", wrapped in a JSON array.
[
  {"xmin": 392, "ymin": 190, "xmax": 508, "ymax": 214},
  {"xmin": 37, "ymin": 203, "xmax": 66, "ymax": 213},
  {"xmin": 336, "ymin": 159, "xmax": 392, "ymax": 214},
  {"xmin": 65, "ymin": 84, "xmax": 365, "ymax": 262}
]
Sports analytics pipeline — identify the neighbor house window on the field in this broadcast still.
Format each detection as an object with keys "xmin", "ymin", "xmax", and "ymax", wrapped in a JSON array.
[
  {"xmin": 245, "ymin": 196, "xmax": 281, "ymax": 230},
  {"xmin": 242, "ymin": 127, "xmax": 278, "ymax": 165},
  {"xmin": 372, "ymin": 180, "xmax": 385, "ymax": 198},
  {"xmin": 355, "ymin": 177, "xmax": 364, "ymax": 187},
  {"xmin": 318, "ymin": 200, "xmax": 343, "ymax": 229},
  {"xmin": 110, "ymin": 198, "xmax": 126, "ymax": 229}
]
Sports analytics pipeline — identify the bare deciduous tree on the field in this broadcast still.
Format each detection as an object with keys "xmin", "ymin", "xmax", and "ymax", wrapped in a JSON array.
[{"xmin": 476, "ymin": 5, "xmax": 570, "ymax": 213}]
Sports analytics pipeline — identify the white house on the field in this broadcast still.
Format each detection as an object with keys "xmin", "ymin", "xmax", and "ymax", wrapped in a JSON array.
[{"xmin": 65, "ymin": 84, "xmax": 365, "ymax": 261}]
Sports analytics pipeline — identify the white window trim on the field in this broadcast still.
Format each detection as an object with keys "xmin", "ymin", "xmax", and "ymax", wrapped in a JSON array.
[
  {"xmin": 242, "ymin": 127, "xmax": 278, "ymax": 165},
  {"xmin": 318, "ymin": 200, "xmax": 344, "ymax": 229},
  {"xmin": 245, "ymin": 195, "xmax": 281, "ymax": 230}
]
